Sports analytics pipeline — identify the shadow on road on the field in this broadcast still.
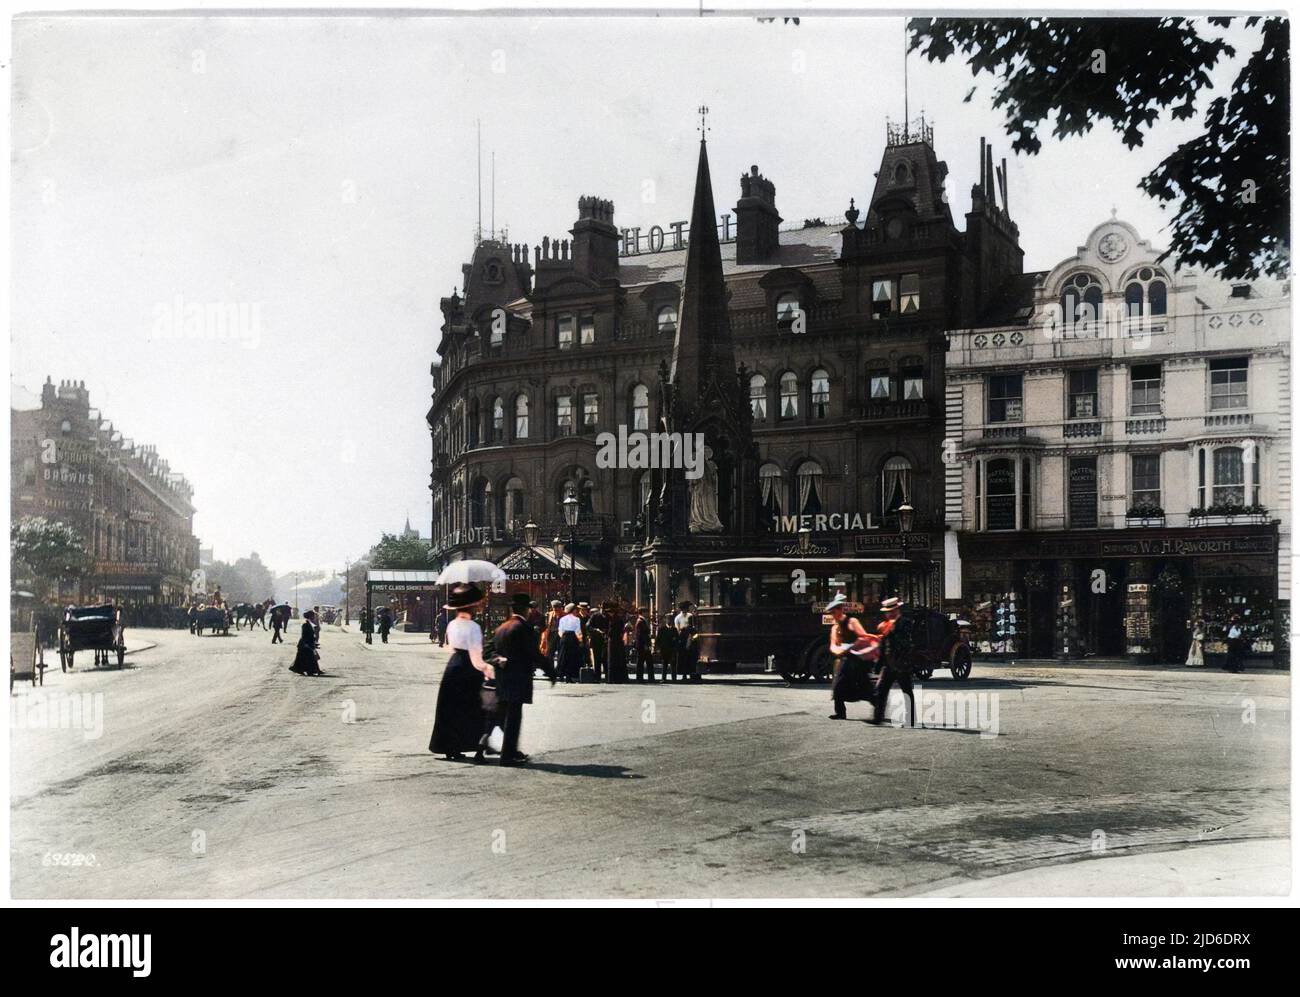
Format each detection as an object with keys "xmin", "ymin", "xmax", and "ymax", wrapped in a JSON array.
[{"xmin": 523, "ymin": 762, "xmax": 645, "ymax": 780}]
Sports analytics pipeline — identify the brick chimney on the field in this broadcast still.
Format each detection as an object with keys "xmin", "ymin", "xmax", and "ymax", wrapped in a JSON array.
[
  {"xmin": 735, "ymin": 165, "xmax": 782, "ymax": 264},
  {"xmin": 570, "ymin": 196, "xmax": 619, "ymax": 280}
]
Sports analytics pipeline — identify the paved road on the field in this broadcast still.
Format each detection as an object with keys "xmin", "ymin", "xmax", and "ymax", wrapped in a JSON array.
[{"xmin": 10, "ymin": 626, "xmax": 1289, "ymax": 898}]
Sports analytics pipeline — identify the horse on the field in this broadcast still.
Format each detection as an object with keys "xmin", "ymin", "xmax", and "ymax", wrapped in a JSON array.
[{"xmin": 233, "ymin": 603, "xmax": 254, "ymax": 630}]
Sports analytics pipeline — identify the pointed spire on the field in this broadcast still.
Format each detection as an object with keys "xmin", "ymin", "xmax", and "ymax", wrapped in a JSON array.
[{"xmin": 669, "ymin": 134, "xmax": 735, "ymax": 407}]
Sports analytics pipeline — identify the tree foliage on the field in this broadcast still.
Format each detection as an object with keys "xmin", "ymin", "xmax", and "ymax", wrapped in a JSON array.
[
  {"xmin": 909, "ymin": 16, "xmax": 1290, "ymax": 279},
  {"xmin": 368, "ymin": 533, "xmax": 433, "ymax": 570},
  {"xmin": 205, "ymin": 552, "xmax": 276, "ymax": 603},
  {"xmin": 11, "ymin": 516, "xmax": 91, "ymax": 596}
]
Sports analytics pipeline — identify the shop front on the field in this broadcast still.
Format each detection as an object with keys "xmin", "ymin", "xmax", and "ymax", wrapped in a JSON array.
[{"xmin": 958, "ymin": 524, "xmax": 1285, "ymax": 666}]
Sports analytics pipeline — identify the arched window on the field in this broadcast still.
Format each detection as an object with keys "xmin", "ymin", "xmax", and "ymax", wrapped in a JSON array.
[
  {"xmin": 749, "ymin": 374, "xmax": 767, "ymax": 420},
  {"xmin": 467, "ymin": 398, "xmax": 480, "ymax": 448},
  {"xmin": 1124, "ymin": 266, "xmax": 1169, "ymax": 319},
  {"xmin": 514, "ymin": 395, "xmax": 529, "ymax": 439},
  {"xmin": 558, "ymin": 469, "xmax": 594, "ymax": 516},
  {"xmin": 779, "ymin": 371, "xmax": 799, "ymax": 419},
  {"xmin": 491, "ymin": 396, "xmax": 504, "ymax": 443},
  {"xmin": 503, "ymin": 476, "xmax": 526, "ymax": 531},
  {"xmin": 759, "ymin": 463, "xmax": 785, "ymax": 518},
  {"xmin": 795, "ymin": 461, "xmax": 823, "ymax": 516},
  {"xmin": 880, "ymin": 456, "xmax": 913, "ymax": 517},
  {"xmin": 656, "ymin": 305, "xmax": 677, "ymax": 335},
  {"xmin": 1060, "ymin": 273, "xmax": 1103, "ymax": 331},
  {"xmin": 631, "ymin": 384, "xmax": 649, "ymax": 431},
  {"xmin": 470, "ymin": 478, "xmax": 491, "ymax": 530},
  {"xmin": 811, "ymin": 369, "xmax": 830, "ymax": 419},
  {"xmin": 776, "ymin": 292, "xmax": 800, "ymax": 327}
]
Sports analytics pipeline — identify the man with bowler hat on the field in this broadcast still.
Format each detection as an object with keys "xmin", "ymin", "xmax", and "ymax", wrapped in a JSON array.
[{"xmin": 490, "ymin": 592, "xmax": 557, "ymax": 766}]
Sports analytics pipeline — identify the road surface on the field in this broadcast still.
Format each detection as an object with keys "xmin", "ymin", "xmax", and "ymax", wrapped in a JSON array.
[{"xmin": 10, "ymin": 625, "xmax": 1289, "ymax": 898}]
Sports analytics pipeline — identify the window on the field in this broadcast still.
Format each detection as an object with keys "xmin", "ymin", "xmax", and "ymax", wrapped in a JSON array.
[
  {"xmin": 582, "ymin": 393, "xmax": 599, "ymax": 432},
  {"xmin": 579, "ymin": 316, "xmax": 595, "ymax": 346},
  {"xmin": 869, "ymin": 372, "xmax": 892, "ymax": 401},
  {"xmin": 1060, "ymin": 273, "xmax": 1103, "ymax": 331},
  {"xmin": 988, "ymin": 374, "xmax": 1023, "ymax": 423},
  {"xmin": 470, "ymin": 479, "xmax": 491, "ymax": 529},
  {"xmin": 1068, "ymin": 369, "xmax": 1098, "ymax": 419},
  {"xmin": 467, "ymin": 398, "xmax": 480, "ymax": 448},
  {"xmin": 871, "ymin": 279, "xmax": 895, "ymax": 318},
  {"xmin": 902, "ymin": 366, "xmax": 924, "ymax": 401},
  {"xmin": 638, "ymin": 472, "xmax": 652, "ymax": 511},
  {"xmin": 899, "ymin": 273, "xmax": 920, "ymax": 313},
  {"xmin": 1131, "ymin": 454, "xmax": 1161, "ymax": 510},
  {"xmin": 779, "ymin": 372, "xmax": 799, "ymax": 419},
  {"xmin": 776, "ymin": 292, "xmax": 801, "ymax": 327},
  {"xmin": 555, "ymin": 395, "xmax": 573, "ymax": 436},
  {"xmin": 503, "ymin": 477, "xmax": 526, "ymax": 531},
  {"xmin": 557, "ymin": 314, "xmax": 574, "ymax": 349},
  {"xmin": 1130, "ymin": 364, "xmax": 1162, "ymax": 415},
  {"xmin": 795, "ymin": 461, "xmax": 823, "ymax": 516},
  {"xmin": 1068, "ymin": 456, "xmax": 1098, "ymax": 529},
  {"xmin": 1213, "ymin": 447, "xmax": 1245, "ymax": 507},
  {"xmin": 489, "ymin": 315, "xmax": 504, "ymax": 348},
  {"xmin": 1124, "ymin": 267, "xmax": 1168, "ymax": 318},
  {"xmin": 749, "ymin": 374, "xmax": 767, "ymax": 420},
  {"xmin": 631, "ymin": 384, "xmax": 649, "ymax": 430},
  {"xmin": 811, "ymin": 369, "xmax": 830, "ymax": 419},
  {"xmin": 490, "ymin": 397, "xmax": 504, "ymax": 443},
  {"xmin": 985, "ymin": 458, "xmax": 1017, "ymax": 531},
  {"xmin": 514, "ymin": 395, "xmax": 529, "ymax": 439},
  {"xmin": 880, "ymin": 456, "xmax": 912, "ymax": 517},
  {"xmin": 656, "ymin": 305, "xmax": 677, "ymax": 335},
  {"xmin": 759, "ymin": 463, "xmax": 784, "ymax": 517},
  {"xmin": 1209, "ymin": 357, "xmax": 1248, "ymax": 410}
]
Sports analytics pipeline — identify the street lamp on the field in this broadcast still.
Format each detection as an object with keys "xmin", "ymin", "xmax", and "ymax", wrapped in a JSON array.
[
  {"xmin": 343, "ymin": 557, "xmax": 351, "ymax": 625},
  {"xmin": 798, "ymin": 525, "xmax": 812, "ymax": 557},
  {"xmin": 897, "ymin": 503, "xmax": 915, "ymax": 603},
  {"xmin": 562, "ymin": 488, "xmax": 580, "ymax": 604},
  {"xmin": 553, "ymin": 535, "xmax": 566, "ymax": 603},
  {"xmin": 523, "ymin": 519, "xmax": 539, "ymax": 606}
]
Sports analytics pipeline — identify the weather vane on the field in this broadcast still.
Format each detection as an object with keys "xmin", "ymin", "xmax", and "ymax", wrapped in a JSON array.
[{"xmin": 697, "ymin": 104, "xmax": 710, "ymax": 138}]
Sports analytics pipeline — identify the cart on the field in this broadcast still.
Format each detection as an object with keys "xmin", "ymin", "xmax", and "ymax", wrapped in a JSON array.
[
  {"xmin": 10, "ymin": 629, "xmax": 46, "ymax": 690},
  {"xmin": 58, "ymin": 605, "xmax": 126, "ymax": 670}
]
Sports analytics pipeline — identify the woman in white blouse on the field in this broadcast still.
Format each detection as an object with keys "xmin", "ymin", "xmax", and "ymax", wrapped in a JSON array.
[
  {"xmin": 429, "ymin": 583, "xmax": 498, "ymax": 761},
  {"xmin": 556, "ymin": 602, "xmax": 584, "ymax": 682}
]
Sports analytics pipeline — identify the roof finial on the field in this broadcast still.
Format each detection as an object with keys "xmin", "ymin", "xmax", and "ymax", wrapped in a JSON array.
[
  {"xmin": 697, "ymin": 104, "xmax": 710, "ymax": 141},
  {"xmin": 1110, "ymin": 204, "xmax": 1118, "ymax": 220}
]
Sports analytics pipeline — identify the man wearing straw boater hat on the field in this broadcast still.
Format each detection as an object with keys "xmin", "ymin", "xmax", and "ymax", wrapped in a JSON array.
[{"xmin": 870, "ymin": 596, "xmax": 916, "ymax": 727}]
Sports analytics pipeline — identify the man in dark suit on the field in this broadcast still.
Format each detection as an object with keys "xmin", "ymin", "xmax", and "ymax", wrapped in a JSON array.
[{"xmin": 491, "ymin": 592, "xmax": 557, "ymax": 766}]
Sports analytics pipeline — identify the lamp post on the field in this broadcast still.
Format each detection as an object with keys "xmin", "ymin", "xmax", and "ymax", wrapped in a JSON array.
[
  {"xmin": 343, "ymin": 557, "xmax": 351, "ymax": 625},
  {"xmin": 562, "ymin": 488, "xmax": 580, "ymax": 603},
  {"xmin": 897, "ymin": 503, "xmax": 915, "ymax": 603},
  {"xmin": 554, "ymin": 535, "xmax": 566, "ymax": 603},
  {"xmin": 523, "ymin": 519, "xmax": 539, "ymax": 607}
]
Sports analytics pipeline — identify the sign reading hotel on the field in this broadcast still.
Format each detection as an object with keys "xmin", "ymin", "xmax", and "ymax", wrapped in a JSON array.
[{"xmin": 620, "ymin": 214, "xmax": 735, "ymax": 257}]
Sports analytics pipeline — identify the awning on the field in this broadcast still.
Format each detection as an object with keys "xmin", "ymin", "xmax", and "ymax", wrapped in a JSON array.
[
  {"xmin": 495, "ymin": 544, "xmax": 600, "ymax": 578},
  {"xmin": 365, "ymin": 569, "xmax": 444, "ymax": 592}
]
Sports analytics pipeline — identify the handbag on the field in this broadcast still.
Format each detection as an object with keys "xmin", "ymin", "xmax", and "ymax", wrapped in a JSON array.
[{"xmin": 480, "ymin": 679, "xmax": 499, "ymax": 712}]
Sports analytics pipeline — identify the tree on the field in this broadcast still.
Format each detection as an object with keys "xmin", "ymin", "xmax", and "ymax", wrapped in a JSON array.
[
  {"xmin": 11, "ymin": 516, "xmax": 92, "ymax": 601},
  {"xmin": 368, "ymin": 532, "xmax": 433, "ymax": 570},
  {"xmin": 203, "ymin": 552, "xmax": 277, "ymax": 603},
  {"xmin": 909, "ymin": 16, "xmax": 1289, "ymax": 279}
]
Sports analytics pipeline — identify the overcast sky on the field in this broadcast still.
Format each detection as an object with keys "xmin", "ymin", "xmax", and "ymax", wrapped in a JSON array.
[{"xmin": 10, "ymin": 14, "xmax": 1261, "ymax": 575}]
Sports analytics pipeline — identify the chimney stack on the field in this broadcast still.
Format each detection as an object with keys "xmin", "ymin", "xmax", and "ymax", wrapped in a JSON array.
[
  {"xmin": 735, "ymin": 165, "xmax": 782, "ymax": 264},
  {"xmin": 570, "ymin": 196, "xmax": 619, "ymax": 280}
]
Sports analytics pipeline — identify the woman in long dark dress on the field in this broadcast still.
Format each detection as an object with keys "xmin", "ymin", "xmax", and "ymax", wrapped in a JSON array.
[
  {"xmin": 429, "ymin": 584, "xmax": 496, "ymax": 761},
  {"xmin": 555, "ymin": 603, "xmax": 584, "ymax": 682},
  {"xmin": 289, "ymin": 610, "xmax": 323, "ymax": 675}
]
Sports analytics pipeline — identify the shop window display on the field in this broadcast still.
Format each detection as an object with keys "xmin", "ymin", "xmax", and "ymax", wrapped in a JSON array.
[
  {"xmin": 1191, "ymin": 581, "xmax": 1276, "ymax": 657},
  {"xmin": 969, "ymin": 590, "xmax": 1020, "ymax": 655}
]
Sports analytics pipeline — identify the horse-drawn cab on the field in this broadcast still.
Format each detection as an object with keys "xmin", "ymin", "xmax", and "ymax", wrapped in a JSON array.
[
  {"xmin": 58, "ymin": 604, "xmax": 126, "ymax": 670},
  {"xmin": 195, "ymin": 605, "xmax": 231, "ymax": 636},
  {"xmin": 693, "ymin": 557, "xmax": 910, "ymax": 682},
  {"xmin": 895, "ymin": 607, "xmax": 974, "ymax": 681}
]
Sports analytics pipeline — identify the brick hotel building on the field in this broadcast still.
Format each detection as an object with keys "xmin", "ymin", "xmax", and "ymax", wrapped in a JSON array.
[{"xmin": 426, "ymin": 119, "xmax": 1026, "ymax": 612}]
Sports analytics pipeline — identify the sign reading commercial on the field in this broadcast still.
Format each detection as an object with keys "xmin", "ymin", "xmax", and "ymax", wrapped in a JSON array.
[{"xmin": 772, "ymin": 512, "xmax": 877, "ymax": 533}]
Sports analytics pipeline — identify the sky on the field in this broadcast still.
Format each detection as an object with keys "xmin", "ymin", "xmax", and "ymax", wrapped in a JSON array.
[{"xmin": 9, "ymin": 13, "xmax": 1262, "ymax": 576}]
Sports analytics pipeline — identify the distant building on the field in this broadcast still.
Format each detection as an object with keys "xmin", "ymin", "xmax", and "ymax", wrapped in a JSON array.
[{"xmin": 10, "ymin": 377, "xmax": 200, "ymax": 607}]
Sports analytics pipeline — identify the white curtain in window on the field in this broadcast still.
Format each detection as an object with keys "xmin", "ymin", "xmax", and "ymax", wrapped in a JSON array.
[
  {"xmin": 882, "ymin": 456, "xmax": 912, "ymax": 510},
  {"xmin": 759, "ymin": 464, "xmax": 784, "ymax": 514},
  {"xmin": 796, "ymin": 462, "xmax": 822, "ymax": 514}
]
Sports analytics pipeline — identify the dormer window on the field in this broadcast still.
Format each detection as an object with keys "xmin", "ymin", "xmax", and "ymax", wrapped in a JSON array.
[
  {"xmin": 484, "ymin": 261, "xmax": 502, "ymax": 284},
  {"xmin": 892, "ymin": 162, "xmax": 910, "ymax": 185},
  {"xmin": 656, "ymin": 305, "xmax": 677, "ymax": 335},
  {"xmin": 557, "ymin": 314, "xmax": 574, "ymax": 349},
  {"xmin": 775, "ymin": 292, "xmax": 800, "ymax": 328}
]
